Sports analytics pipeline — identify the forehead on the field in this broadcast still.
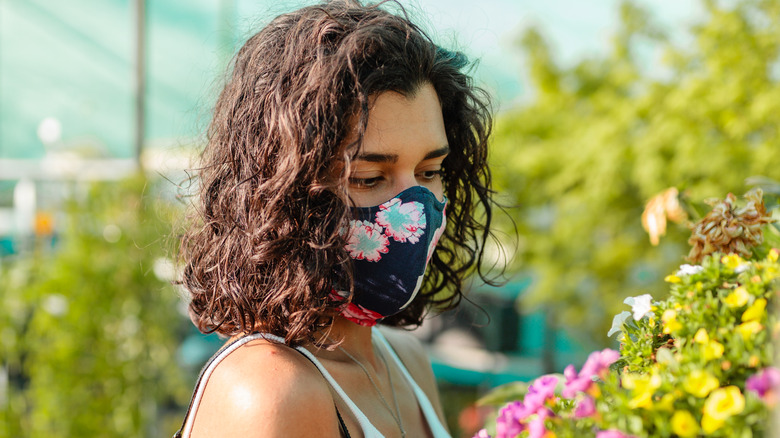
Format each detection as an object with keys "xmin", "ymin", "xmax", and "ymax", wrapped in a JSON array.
[{"xmin": 356, "ymin": 83, "xmax": 448, "ymax": 155}]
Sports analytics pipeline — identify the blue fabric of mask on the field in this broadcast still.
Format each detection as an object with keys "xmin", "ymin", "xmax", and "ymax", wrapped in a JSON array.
[{"xmin": 330, "ymin": 186, "xmax": 447, "ymax": 326}]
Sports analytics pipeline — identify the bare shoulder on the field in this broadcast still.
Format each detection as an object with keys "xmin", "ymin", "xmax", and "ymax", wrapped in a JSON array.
[{"xmin": 189, "ymin": 338, "xmax": 341, "ymax": 438}]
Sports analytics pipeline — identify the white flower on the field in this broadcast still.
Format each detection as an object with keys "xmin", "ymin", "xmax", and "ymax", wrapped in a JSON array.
[
  {"xmin": 608, "ymin": 311, "xmax": 631, "ymax": 338},
  {"xmin": 734, "ymin": 263, "xmax": 751, "ymax": 274},
  {"xmin": 624, "ymin": 294, "xmax": 654, "ymax": 321},
  {"xmin": 676, "ymin": 264, "xmax": 704, "ymax": 276}
]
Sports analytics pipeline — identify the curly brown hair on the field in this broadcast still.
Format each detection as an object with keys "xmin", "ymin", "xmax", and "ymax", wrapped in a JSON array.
[{"xmin": 180, "ymin": 0, "xmax": 495, "ymax": 345}]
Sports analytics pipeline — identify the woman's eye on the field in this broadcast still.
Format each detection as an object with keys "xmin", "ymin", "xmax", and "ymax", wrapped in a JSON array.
[
  {"xmin": 349, "ymin": 176, "xmax": 383, "ymax": 188},
  {"xmin": 419, "ymin": 170, "xmax": 444, "ymax": 181}
]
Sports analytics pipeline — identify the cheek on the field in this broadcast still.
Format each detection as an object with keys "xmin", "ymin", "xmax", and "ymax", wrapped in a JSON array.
[
  {"xmin": 348, "ymin": 192, "xmax": 381, "ymax": 208},
  {"xmin": 430, "ymin": 180, "xmax": 445, "ymax": 203}
]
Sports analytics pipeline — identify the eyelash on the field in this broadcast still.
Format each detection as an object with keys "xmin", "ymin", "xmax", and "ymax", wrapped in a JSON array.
[
  {"xmin": 348, "ymin": 170, "xmax": 444, "ymax": 188},
  {"xmin": 349, "ymin": 176, "xmax": 382, "ymax": 188}
]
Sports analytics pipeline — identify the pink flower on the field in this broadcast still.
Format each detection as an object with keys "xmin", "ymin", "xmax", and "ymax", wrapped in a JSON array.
[
  {"xmin": 563, "ymin": 364, "xmax": 592, "ymax": 398},
  {"xmin": 563, "ymin": 349, "xmax": 620, "ymax": 398},
  {"xmin": 527, "ymin": 408, "xmax": 552, "ymax": 438},
  {"xmin": 473, "ymin": 429, "xmax": 491, "ymax": 438},
  {"xmin": 596, "ymin": 429, "xmax": 633, "ymax": 438},
  {"xmin": 495, "ymin": 401, "xmax": 528, "ymax": 438},
  {"xmin": 580, "ymin": 349, "xmax": 620, "ymax": 380},
  {"xmin": 746, "ymin": 367, "xmax": 780, "ymax": 400},
  {"xmin": 524, "ymin": 375, "xmax": 559, "ymax": 411},
  {"xmin": 574, "ymin": 395, "xmax": 596, "ymax": 418}
]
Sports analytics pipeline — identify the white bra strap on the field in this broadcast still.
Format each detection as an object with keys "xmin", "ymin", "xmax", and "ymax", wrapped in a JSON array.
[
  {"xmin": 372, "ymin": 328, "xmax": 451, "ymax": 438},
  {"xmin": 284, "ymin": 336, "xmax": 385, "ymax": 438}
]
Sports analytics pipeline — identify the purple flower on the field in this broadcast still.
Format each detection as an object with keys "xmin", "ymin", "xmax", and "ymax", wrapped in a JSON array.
[
  {"xmin": 596, "ymin": 429, "xmax": 632, "ymax": 438},
  {"xmin": 524, "ymin": 375, "xmax": 559, "ymax": 411},
  {"xmin": 574, "ymin": 395, "xmax": 596, "ymax": 418},
  {"xmin": 746, "ymin": 367, "xmax": 780, "ymax": 399},
  {"xmin": 527, "ymin": 408, "xmax": 552, "ymax": 438}
]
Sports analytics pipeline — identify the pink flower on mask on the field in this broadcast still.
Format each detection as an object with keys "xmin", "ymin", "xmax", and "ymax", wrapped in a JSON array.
[
  {"xmin": 376, "ymin": 198, "xmax": 426, "ymax": 243},
  {"xmin": 345, "ymin": 220, "xmax": 389, "ymax": 261},
  {"xmin": 426, "ymin": 206, "xmax": 446, "ymax": 263},
  {"xmin": 328, "ymin": 290, "xmax": 384, "ymax": 326}
]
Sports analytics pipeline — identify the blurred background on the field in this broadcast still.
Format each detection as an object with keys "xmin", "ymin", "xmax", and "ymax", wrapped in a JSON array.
[{"xmin": 1, "ymin": 0, "xmax": 779, "ymax": 436}]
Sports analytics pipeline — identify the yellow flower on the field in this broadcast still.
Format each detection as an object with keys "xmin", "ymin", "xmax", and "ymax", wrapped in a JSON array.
[
  {"xmin": 737, "ymin": 321, "xmax": 763, "ymax": 339},
  {"xmin": 724, "ymin": 286, "xmax": 749, "ymax": 308},
  {"xmin": 623, "ymin": 371, "xmax": 661, "ymax": 409},
  {"xmin": 703, "ymin": 340, "xmax": 724, "ymax": 360},
  {"xmin": 769, "ymin": 248, "xmax": 779, "ymax": 263},
  {"xmin": 701, "ymin": 414, "xmax": 724, "ymax": 434},
  {"xmin": 662, "ymin": 309, "xmax": 682, "ymax": 334},
  {"xmin": 703, "ymin": 386, "xmax": 744, "ymax": 421},
  {"xmin": 742, "ymin": 298, "xmax": 767, "ymax": 322},
  {"xmin": 683, "ymin": 370, "xmax": 719, "ymax": 398},
  {"xmin": 694, "ymin": 328, "xmax": 709, "ymax": 344},
  {"xmin": 655, "ymin": 393, "xmax": 676, "ymax": 411},
  {"xmin": 722, "ymin": 254, "xmax": 744, "ymax": 269},
  {"xmin": 671, "ymin": 410, "xmax": 700, "ymax": 437},
  {"xmin": 664, "ymin": 274, "xmax": 681, "ymax": 284}
]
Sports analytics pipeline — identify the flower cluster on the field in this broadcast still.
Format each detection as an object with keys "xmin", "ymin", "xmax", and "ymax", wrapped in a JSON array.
[
  {"xmin": 476, "ymin": 190, "xmax": 780, "ymax": 437},
  {"xmin": 480, "ymin": 349, "xmax": 621, "ymax": 438},
  {"xmin": 477, "ymin": 250, "xmax": 780, "ymax": 437}
]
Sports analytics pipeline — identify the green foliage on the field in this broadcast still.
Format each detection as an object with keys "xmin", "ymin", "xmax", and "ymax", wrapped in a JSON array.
[
  {"xmin": 492, "ymin": 0, "xmax": 780, "ymax": 343},
  {"xmin": 0, "ymin": 176, "xmax": 190, "ymax": 437}
]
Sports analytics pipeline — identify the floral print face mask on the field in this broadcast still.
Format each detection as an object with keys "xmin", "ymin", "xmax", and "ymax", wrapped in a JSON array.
[{"xmin": 330, "ymin": 186, "xmax": 447, "ymax": 326}]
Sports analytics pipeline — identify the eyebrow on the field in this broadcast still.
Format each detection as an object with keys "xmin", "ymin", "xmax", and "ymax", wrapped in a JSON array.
[
  {"xmin": 423, "ymin": 146, "xmax": 450, "ymax": 160},
  {"xmin": 355, "ymin": 145, "xmax": 450, "ymax": 163}
]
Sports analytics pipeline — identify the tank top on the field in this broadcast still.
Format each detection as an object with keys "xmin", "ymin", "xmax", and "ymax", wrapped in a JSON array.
[{"xmin": 174, "ymin": 327, "xmax": 451, "ymax": 438}]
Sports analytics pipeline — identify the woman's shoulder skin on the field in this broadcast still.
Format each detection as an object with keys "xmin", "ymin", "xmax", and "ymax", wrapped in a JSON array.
[
  {"xmin": 189, "ymin": 338, "xmax": 343, "ymax": 438},
  {"xmin": 377, "ymin": 326, "xmax": 447, "ymax": 424}
]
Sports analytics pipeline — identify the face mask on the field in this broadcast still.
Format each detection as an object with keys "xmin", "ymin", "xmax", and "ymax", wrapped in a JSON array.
[{"xmin": 329, "ymin": 186, "xmax": 447, "ymax": 326}]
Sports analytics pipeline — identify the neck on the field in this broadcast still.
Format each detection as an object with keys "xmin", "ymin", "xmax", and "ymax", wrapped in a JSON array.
[{"xmin": 316, "ymin": 316, "xmax": 381, "ymax": 371}]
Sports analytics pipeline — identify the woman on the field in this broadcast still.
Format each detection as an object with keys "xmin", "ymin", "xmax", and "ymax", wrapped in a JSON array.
[{"xmin": 175, "ymin": 1, "xmax": 494, "ymax": 437}]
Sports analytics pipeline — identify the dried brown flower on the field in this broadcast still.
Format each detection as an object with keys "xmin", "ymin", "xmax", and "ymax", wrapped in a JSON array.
[
  {"xmin": 687, "ymin": 188, "xmax": 776, "ymax": 263},
  {"xmin": 642, "ymin": 188, "xmax": 688, "ymax": 246}
]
